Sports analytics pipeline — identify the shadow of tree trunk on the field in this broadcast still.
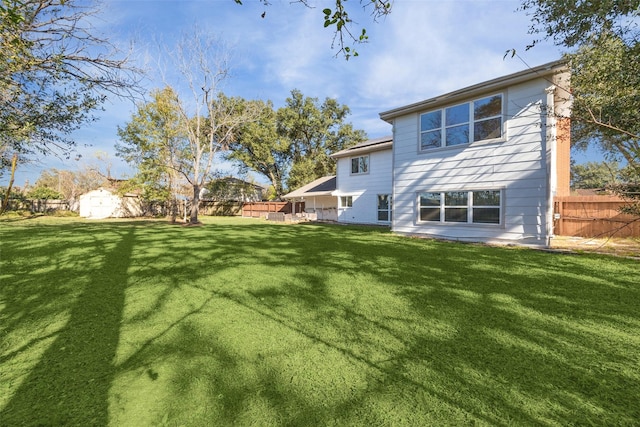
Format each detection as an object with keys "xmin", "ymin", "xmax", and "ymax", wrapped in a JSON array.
[{"xmin": 1, "ymin": 228, "xmax": 134, "ymax": 426}]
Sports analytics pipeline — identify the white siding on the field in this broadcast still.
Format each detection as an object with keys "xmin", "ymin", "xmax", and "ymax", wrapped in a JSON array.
[
  {"xmin": 391, "ymin": 78, "xmax": 553, "ymax": 245},
  {"xmin": 335, "ymin": 148, "xmax": 393, "ymax": 224},
  {"xmin": 79, "ymin": 188, "xmax": 143, "ymax": 219},
  {"xmin": 79, "ymin": 189, "xmax": 120, "ymax": 219}
]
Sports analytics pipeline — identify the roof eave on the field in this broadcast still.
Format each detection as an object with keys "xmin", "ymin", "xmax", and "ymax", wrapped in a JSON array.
[
  {"xmin": 331, "ymin": 141, "xmax": 393, "ymax": 159},
  {"xmin": 281, "ymin": 175, "xmax": 337, "ymax": 199},
  {"xmin": 283, "ymin": 191, "xmax": 334, "ymax": 199},
  {"xmin": 379, "ymin": 60, "xmax": 568, "ymax": 123}
]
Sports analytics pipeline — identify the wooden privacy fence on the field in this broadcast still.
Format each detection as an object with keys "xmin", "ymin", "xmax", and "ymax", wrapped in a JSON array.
[
  {"xmin": 241, "ymin": 202, "xmax": 305, "ymax": 218},
  {"xmin": 4, "ymin": 199, "xmax": 72, "ymax": 213},
  {"xmin": 199, "ymin": 201, "xmax": 243, "ymax": 216},
  {"xmin": 554, "ymin": 196, "xmax": 640, "ymax": 238}
]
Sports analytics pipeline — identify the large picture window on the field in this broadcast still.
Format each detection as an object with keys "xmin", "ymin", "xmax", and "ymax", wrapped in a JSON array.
[
  {"xmin": 351, "ymin": 155, "xmax": 369, "ymax": 174},
  {"xmin": 420, "ymin": 94, "xmax": 503, "ymax": 151},
  {"xmin": 418, "ymin": 190, "xmax": 501, "ymax": 224}
]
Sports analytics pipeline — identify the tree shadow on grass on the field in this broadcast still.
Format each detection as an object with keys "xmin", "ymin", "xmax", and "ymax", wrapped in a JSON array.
[
  {"xmin": 190, "ymin": 221, "xmax": 640, "ymax": 425},
  {"xmin": 0, "ymin": 228, "xmax": 134, "ymax": 426},
  {"xmin": 4, "ymin": 218, "xmax": 637, "ymax": 425}
]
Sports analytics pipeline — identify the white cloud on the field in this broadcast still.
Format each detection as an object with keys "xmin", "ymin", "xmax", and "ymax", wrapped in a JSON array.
[{"xmin": 357, "ymin": 0, "xmax": 562, "ymax": 110}]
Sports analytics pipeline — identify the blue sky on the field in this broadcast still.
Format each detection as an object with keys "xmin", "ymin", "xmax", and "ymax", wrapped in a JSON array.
[{"xmin": 7, "ymin": 0, "xmax": 588, "ymax": 188}]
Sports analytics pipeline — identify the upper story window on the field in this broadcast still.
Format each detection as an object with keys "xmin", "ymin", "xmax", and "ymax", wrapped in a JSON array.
[
  {"xmin": 351, "ymin": 155, "xmax": 369, "ymax": 174},
  {"xmin": 420, "ymin": 94, "xmax": 503, "ymax": 151}
]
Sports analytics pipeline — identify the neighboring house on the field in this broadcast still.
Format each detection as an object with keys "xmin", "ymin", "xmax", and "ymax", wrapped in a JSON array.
[
  {"xmin": 331, "ymin": 136, "xmax": 393, "ymax": 224},
  {"xmin": 79, "ymin": 188, "xmax": 142, "ymax": 219},
  {"xmin": 380, "ymin": 60, "xmax": 571, "ymax": 246},
  {"xmin": 283, "ymin": 175, "xmax": 338, "ymax": 221},
  {"xmin": 201, "ymin": 177, "xmax": 266, "ymax": 202}
]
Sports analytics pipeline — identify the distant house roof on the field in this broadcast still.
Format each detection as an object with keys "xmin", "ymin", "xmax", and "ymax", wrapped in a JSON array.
[
  {"xmin": 201, "ymin": 176, "xmax": 267, "ymax": 202},
  {"xmin": 379, "ymin": 59, "xmax": 568, "ymax": 122},
  {"xmin": 205, "ymin": 176, "xmax": 267, "ymax": 190},
  {"xmin": 331, "ymin": 135, "xmax": 393, "ymax": 159},
  {"xmin": 282, "ymin": 175, "xmax": 336, "ymax": 199}
]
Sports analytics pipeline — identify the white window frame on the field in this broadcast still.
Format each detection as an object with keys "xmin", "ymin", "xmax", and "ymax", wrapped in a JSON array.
[
  {"xmin": 350, "ymin": 155, "xmax": 369, "ymax": 175},
  {"xmin": 377, "ymin": 194, "xmax": 392, "ymax": 223},
  {"xmin": 417, "ymin": 189, "xmax": 502, "ymax": 225},
  {"xmin": 419, "ymin": 94, "xmax": 503, "ymax": 151},
  {"xmin": 340, "ymin": 195, "xmax": 353, "ymax": 208}
]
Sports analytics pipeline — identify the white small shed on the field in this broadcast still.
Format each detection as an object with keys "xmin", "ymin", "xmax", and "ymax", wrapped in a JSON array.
[{"xmin": 79, "ymin": 188, "xmax": 142, "ymax": 219}]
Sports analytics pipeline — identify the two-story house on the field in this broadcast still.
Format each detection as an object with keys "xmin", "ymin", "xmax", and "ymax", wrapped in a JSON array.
[
  {"xmin": 331, "ymin": 136, "xmax": 393, "ymax": 224},
  {"xmin": 380, "ymin": 60, "xmax": 571, "ymax": 246},
  {"xmin": 285, "ymin": 60, "xmax": 571, "ymax": 246}
]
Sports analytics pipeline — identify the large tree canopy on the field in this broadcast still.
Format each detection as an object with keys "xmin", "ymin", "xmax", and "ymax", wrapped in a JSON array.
[
  {"xmin": 521, "ymin": 0, "xmax": 640, "ymax": 214},
  {"xmin": 228, "ymin": 90, "xmax": 366, "ymax": 198},
  {"xmin": 569, "ymin": 33, "xmax": 640, "ymax": 169},
  {"xmin": 226, "ymin": 99, "xmax": 291, "ymax": 199},
  {"xmin": 521, "ymin": 0, "xmax": 639, "ymax": 170},
  {"xmin": 0, "ymin": 0, "xmax": 141, "ymax": 213},
  {"xmin": 117, "ymin": 86, "xmax": 186, "ymax": 220},
  {"xmin": 278, "ymin": 89, "xmax": 367, "ymax": 190},
  {"xmin": 521, "ymin": 0, "xmax": 638, "ymax": 48},
  {"xmin": 571, "ymin": 161, "xmax": 622, "ymax": 189}
]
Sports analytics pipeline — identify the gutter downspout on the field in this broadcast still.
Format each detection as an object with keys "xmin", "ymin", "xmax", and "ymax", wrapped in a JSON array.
[
  {"xmin": 545, "ymin": 85, "xmax": 557, "ymax": 247},
  {"xmin": 391, "ymin": 122, "xmax": 396, "ymax": 232}
]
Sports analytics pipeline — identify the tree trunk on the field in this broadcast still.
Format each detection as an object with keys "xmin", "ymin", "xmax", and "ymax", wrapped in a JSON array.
[
  {"xmin": 189, "ymin": 184, "xmax": 200, "ymax": 224},
  {"xmin": 169, "ymin": 197, "xmax": 178, "ymax": 223},
  {"xmin": 169, "ymin": 171, "xmax": 179, "ymax": 223},
  {"xmin": 0, "ymin": 154, "xmax": 18, "ymax": 215},
  {"xmin": 268, "ymin": 171, "xmax": 284, "ymax": 200}
]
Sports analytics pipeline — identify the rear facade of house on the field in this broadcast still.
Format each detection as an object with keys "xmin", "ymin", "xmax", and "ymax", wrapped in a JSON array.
[
  {"xmin": 380, "ymin": 61, "xmax": 571, "ymax": 246},
  {"xmin": 331, "ymin": 136, "xmax": 394, "ymax": 225}
]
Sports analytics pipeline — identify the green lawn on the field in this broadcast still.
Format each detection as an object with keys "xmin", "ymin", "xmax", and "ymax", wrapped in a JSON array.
[{"xmin": 1, "ymin": 216, "xmax": 638, "ymax": 426}]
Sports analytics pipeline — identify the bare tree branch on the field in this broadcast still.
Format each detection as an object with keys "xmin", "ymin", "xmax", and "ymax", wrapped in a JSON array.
[
  {"xmin": 1, "ymin": 0, "xmax": 144, "ymax": 170},
  {"xmin": 161, "ymin": 29, "xmax": 260, "ymax": 224}
]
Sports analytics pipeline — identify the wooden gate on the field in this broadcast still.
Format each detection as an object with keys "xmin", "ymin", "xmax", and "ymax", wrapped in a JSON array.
[{"xmin": 554, "ymin": 196, "xmax": 640, "ymax": 237}]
